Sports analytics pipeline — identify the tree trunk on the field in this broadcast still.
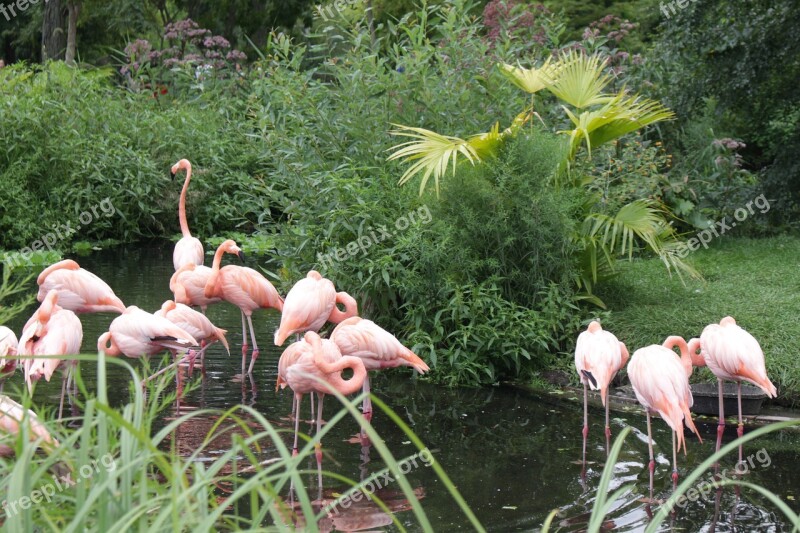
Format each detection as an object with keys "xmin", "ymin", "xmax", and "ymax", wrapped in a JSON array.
[
  {"xmin": 42, "ymin": 0, "xmax": 67, "ymax": 61},
  {"xmin": 65, "ymin": 2, "xmax": 81, "ymax": 66}
]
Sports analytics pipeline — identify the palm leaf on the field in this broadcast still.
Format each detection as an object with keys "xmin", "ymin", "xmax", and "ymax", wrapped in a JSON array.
[
  {"xmin": 498, "ymin": 56, "xmax": 562, "ymax": 95},
  {"xmin": 583, "ymin": 198, "xmax": 668, "ymax": 259},
  {"xmin": 587, "ymin": 94, "xmax": 675, "ymax": 147},
  {"xmin": 388, "ymin": 125, "xmax": 481, "ymax": 196},
  {"xmin": 544, "ymin": 51, "xmax": 615, "ymax": 109}
]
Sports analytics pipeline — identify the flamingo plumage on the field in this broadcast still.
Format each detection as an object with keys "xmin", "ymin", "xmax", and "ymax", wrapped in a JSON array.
[
  {"xmin": 203, "ymin": 240, "xmax": 283, "ymax": 375},
  {"xmin": 574, "ymin": 320, "xmax": 629, "ymax": 456},
  {"xmin": 274, "ymin": 270, "xmax": 358, "ymax": 346},
  {"xmin": 37, "ymin": 259, "xmax": 125, "ymax": 314},
  {"xmin": 331, "ymin": 316, "xmax": 429, "ymax": 422},
  {"xmin": 171, "ymin": 158, "xmax": 204, "ymax": 271},
  {"xmin": 698, "ymin": 316, "xmax": 777, "ymax": 460},
  {"xmin": 155, "ymin": 300, "xmax": 229, "ymax": 371},
  {"xmin": 97, "ymin": 306, "xmax": 199, "ymax": 358},
  {"xmin": 279, "ymin": 331, "xmax": 366, "ymax": 464},
  {"xmin": 17, "ymin": 290, "xmax": 83, "ymax": 417},
  {"xmin": 0, "ymin": 326, "xmax": 19, "ymax": 391},
  {"xmin": 628, "ymin": 336, "xmax": 702, "ymax": 498},
  {"xmin": 170, "ymin": 263, "xmax": 220, "ymax": 314},
  {"xmin": 0, "ymin": 395, "xmax": 59, "ymax": 457}
]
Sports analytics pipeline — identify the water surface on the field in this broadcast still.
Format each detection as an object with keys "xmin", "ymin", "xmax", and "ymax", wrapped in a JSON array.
[{"xmin": 6, "ymin": 244, "xmax": 800, "ymax": 531}]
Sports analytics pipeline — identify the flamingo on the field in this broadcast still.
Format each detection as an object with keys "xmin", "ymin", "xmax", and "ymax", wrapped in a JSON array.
[
  {"xmin": 628, "ymin": 336, "xmax": 702, "ymax": 498},
  {"xmin": 698, "ymin": 316, "xmax": 777, "ymax": 461},
  {"xmin": 203, "ymin": 239, "xmax": 283, "ymax": 376},
  {"xmin": 274, "ymin": 270, "xmax": 358, "ymax": 346},
  {"xmin": 171, "ymin": 158, "xmax": 204, "ymax": 271},
  {"xmin": 37, "ymin": 259, "xmax": 125, "ymax": 314},
  {"xmin": 0, "ymin": 395, "xmax": 59, "ymax": 457},
  {"xmin": 0, "ymin": 326, "xmax": 18, "ymax": 392},
  {"xmin": 97, "ymin": 306, "xmax": 199, "ymax": 359},
  {"xmin": 279, "ymin": 331, "xmax": 366, "ymax": 464},
  {"xmin": 330, "ymin": 316, "xmax": 429, "ymax": 422},
  {"xmin": 574, "ymin": 321, "xmax": 629, "ymax": 457},
  {"xmin": 155, "ymin": 300, "xmax": 229, "ymax": 372},
  {"xmin": 171, "ymin": 263, "xmax": 220, "ymax": 314},
  {"xmin": 17, "ymin": 290, "xmax": 83, "ymax": 417}
]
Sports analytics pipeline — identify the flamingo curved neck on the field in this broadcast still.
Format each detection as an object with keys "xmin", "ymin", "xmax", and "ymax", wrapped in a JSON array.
[
  {"xmin": 204, "ymin": 245, "xmax": 227, "ymax": 298},
  {"xmin": 329, "ymin": 292, "xmax": 358, "ymax": 323},
  {"xmin": 37, "ymin": 259, "xmax": 79, "ymax": 286},
  {"xmin": 179, "ymin": 164, "xmax": 192, "ymax": 238},
  {"xmin": 663, "ymin": 335, "xmax": 692, "ymax": 377},
  {"xmin": 315, "ymin": 355, "xmax": 367, "ymax": 396},
  {"xmin": 98, "ymin": 332, "xmax": 122, "ymax": 357}
]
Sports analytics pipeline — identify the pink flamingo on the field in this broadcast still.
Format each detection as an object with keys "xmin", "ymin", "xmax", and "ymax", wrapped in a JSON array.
[
  {"xmin": 628, "ymin": 336, "xmax": 702, "ymax": 498},
  {"xmin": 0, "ymin": 326, "xmax": 19, "ymax": 392},
  {"xmin": 155, "ymin": 300, "xmax": 229, "ymax": 371},
  {"xmin": 171, "ymin": 158, "xmax": 204, "ymax": 271},
  {"xmin": 17, "ymin": 290, "xmax": 83, "ymax": 417},
  {"xmin": 574, "ymin": 321, "xmax": 629, "ymax": 456},
  {"xmin": 37, "ymin": 259, "xmax": 125, "ymax": 314},
  {"xmin": 279, "ymin": 331, "xmax": 366, "ymax": 463},
  {"xmin": 274, "ymin": 270, "xmax": 358, "ymax": 346},
  {"xmin": 0, "ymin": 395, "xmax": 59, "ymax": 457},
  {"xmin": 331, "ymin": 316, "xmax": 429, "ymax": 422},
  {"xmin": 698, "ymin": 316, "xmax": 777, "ymax": 460},
  {"xmin": 97, "ymin": 306, "xmax": 199, "ymax": 359},
  {"xmin": 171, "ymin": 263, "xmax": 220, "ymax": 314},
  {"xmin": 204, "ymin": 239, "xmax": 283, "ymax": 375}
]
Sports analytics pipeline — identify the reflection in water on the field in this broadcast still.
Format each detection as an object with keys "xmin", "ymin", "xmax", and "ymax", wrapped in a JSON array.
[
  {"xmin": 278, "ymin": 439, "xmax": 426, "ymax": 532},
  {"xmin": 5, "ymin": 243, "xmax": 800, "ymax": 531}
]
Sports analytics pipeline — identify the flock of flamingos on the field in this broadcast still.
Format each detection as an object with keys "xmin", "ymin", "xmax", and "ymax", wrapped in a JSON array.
[{"xmin": 0, "ymin": 159, "xmax": 781, "ymax": 506}]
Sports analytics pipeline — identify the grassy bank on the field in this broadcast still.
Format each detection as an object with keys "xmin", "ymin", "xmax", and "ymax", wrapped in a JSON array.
[{"xmin": 595, "ymin": 235, "xmax": 800, "ymax": 404}]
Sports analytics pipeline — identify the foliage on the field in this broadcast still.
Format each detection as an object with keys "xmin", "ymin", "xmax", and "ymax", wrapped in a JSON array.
[
  {"xmin": 0, "ymin": 268, "xmax": 34, "ymax": 326},
  {"xmin": 0, "ymin": 354, "xmax": 483, "ymax": 530},
  {"xmin": 0, "ymin": 62, "xmax": 269, "ymax": 251}
]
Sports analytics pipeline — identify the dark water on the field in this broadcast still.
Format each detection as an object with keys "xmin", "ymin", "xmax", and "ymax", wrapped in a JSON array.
[{"xmin": 6, "ymin": 243, "xmax": 800, "ymax": 531}]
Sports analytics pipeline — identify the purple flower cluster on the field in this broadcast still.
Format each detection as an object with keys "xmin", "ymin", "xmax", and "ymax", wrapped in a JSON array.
[
  {"xmin": 482, "ymin": 0, "xmax": 550, "ymax": 46},
  {"xmin": 120, "ymin": 18, "xmax": 247, "ymax": 83},
  {"xmin": 572, "ymin": 15, "xmax": 642, "ymax": 75},
  {"xmin": 713, "ymin": 138, "xmax": 747, "ymax": 169}
]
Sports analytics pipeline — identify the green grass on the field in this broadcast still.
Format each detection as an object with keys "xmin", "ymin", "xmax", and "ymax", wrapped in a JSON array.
[{"xmin": 596, "ymin": 235, "xmax": 800, "ymax": 403}]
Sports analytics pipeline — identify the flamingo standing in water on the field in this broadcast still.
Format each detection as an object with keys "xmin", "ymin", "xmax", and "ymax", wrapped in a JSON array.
[
  {"xmin": 0, "ymin": 395, "xmax": 59, "ymax": 457},
  {"xmin": 274, "ymin": 270, "xmax": 358, "ymax": 346},
  {"xmin": 698, "ymin": 317, "xmax": 777, "ymax": 461},
  {"xmin": 171, "ymin": 263, "xmax": 221, "ymax": 314},
  {"xmin": 574, "ymin": 321, "xmax": 629, "ymax": 457},
  {"xmin": 17, "ymin": 290, "xmax": 83, "ymax": 417},
  {"xmin": 203, "ymin": 240, "xmax": 283, "ymax": 376},
  {"xmin": 37, "ymin": 259, "xmax": 125, "ymax": 313},
  {"xmin": 171, "ymin": 158, "xmax": 204, "ymax": 271},
  {"xmin": 0, "ymin": 326, "xmax": 19, "ymax": 392},
  {"xmin": 331, "ymin": 317, "xmax": 429, "ymax": 422},
  {"xmin": 628, "ymin": 336, "xmax": 702, "ymax": 498},
  {"xmin": 97, "ymin": 306, "xmax": 199, "ymax": 359},
  {"xmin": 279, "ymin": 331, "xmax": 366, "ymax": 463},
  {"xmin": 155, "ymin": 300, "xmax": 229, "ymax": 372}
]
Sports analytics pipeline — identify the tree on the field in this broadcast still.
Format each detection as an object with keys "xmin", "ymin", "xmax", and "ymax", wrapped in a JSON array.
[{"xmin": 42, "ymin": 0, "xmax": 67, "ymax": 61}]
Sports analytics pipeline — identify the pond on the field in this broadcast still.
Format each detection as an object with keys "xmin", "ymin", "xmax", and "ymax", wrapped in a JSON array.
[{"xmin": 6, "ymin": 243, "xmax": 800, "ymax": 531}]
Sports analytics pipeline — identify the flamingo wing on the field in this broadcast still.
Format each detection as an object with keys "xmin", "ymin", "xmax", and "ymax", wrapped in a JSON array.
[
  {"xmin": 331, "ymin": 318, "xmax": 428, "ymax": 373},
  {"xmin": 276, "ymin": 276, "xmax": 336, "ymax": 344},
  {"xmin": 174, "ymin": 237, "xmax": 205, "ymax": 271},
  {"xmin": 701, "ymin": 323, "xmax": 776, "ymax": 397}
]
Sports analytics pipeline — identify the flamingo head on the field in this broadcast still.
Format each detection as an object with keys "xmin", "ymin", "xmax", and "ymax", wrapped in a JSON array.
[
  {"xmin": 687, "ymin": 337, "xmax": 705, "ymax": 367},
  {"xmin": 170, "ymin": 159, "xmax": 191, "ymax": 177},
  {"xmin": 307, "ymin": 270, "xmax": 323, "ymax": 280},
  {"xmin": 587, "ymin": 321, "xmax": 602, "ymax": 333},
  {"xmin": 37, "ymin": 290, "xmax": 60, "ymax": 325},
  {"xmin": 720, "ymin": 316, "xmax": 737, "ymax": 327},
  {"xmin": 218, "ymin": 239, "xmax": 245, "ymax": 262},
  {"xmin": 157, "ymin": 300, "xmax": 177, "ymax": 317}
]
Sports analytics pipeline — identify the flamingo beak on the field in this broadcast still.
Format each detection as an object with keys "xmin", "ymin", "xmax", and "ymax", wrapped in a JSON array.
[
  {"xmin": 170, "ymin": 168, "xmax": 176, "ymax": 181},
  {"xmin": 237, "ymin": 251, "xmax": 245, "ymax": 262}
]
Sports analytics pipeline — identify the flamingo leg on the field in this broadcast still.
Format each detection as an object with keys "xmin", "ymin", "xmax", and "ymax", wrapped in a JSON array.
[
  {"xmin": 58, "ymin": 373, "xmax": 67, "ymax": 420},
  {"xmin": 240, "ymin": 312, "xmax": 249, "ymax": 376},
  {"xmin": 310, "ymin": 391, "xmax": 315, "ymax": 423},
  {"xmin": 715, "ymin": 378, "xmax": 725, "ymax": 454},
  {"xmin": 246, "ymin": 314, "xmax": 259, "ymax": 375},
  {"xmin": 671, "ymin": 430, "xmax": 679, "ymax": 489},
  {"xmin": 292, "ymin": 393, "xmax": 302, "ymax": 456},
  {"xmin": 737, "ymin": 381, "xmax": 744, "ymax": 467},
  {"xmin": 582, "ymin": 383, "xmax": 589, "ymax": 465},
  {"xmin": 646, "ymin": 410, "xmax": 655, "ymax": 502},
  {"xmin": 315, "ymin": 392, "xmax": 325, "ymax": 467},
  {"xmin": 199, "ymin": 339, "xmax": 207, "ymax": 373},
  {"xmin": 605, "ymin": 397, "xmax": 611, "ymax": 456},
  {"xmin": 362, "ymin": 374, "xmax": 373, "ymax": 423}
]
